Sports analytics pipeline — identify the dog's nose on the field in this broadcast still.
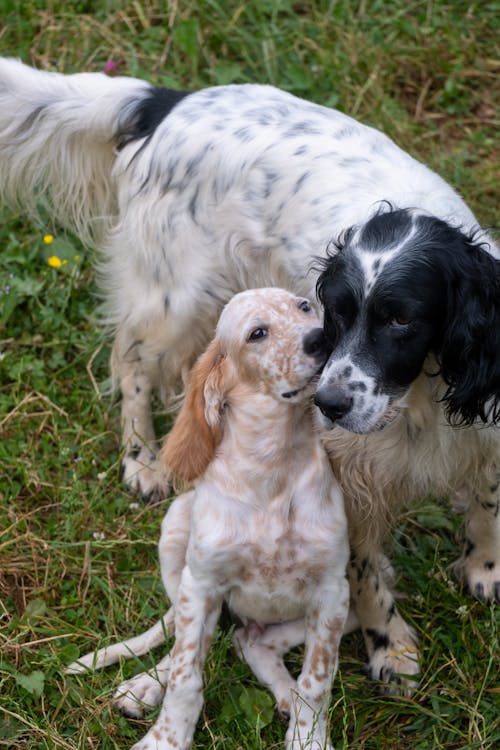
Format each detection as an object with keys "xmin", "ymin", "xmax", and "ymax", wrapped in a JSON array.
[
  {"xmin": 314, "ymin": 386, "xmax": 353, "ymax": 422},
  {"xmin": 302, "ymin": 327, "xmax": 327, "ymax": 359}
]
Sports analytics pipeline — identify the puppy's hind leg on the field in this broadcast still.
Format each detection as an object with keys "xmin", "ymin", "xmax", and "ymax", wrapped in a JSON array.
[
  {"xmin": 233, "ymin": 619, "xmax": 304, "ymax": 719},
  {"xmin": 66, "ymin": 608, "xmax": 175, "ymax": 674}
]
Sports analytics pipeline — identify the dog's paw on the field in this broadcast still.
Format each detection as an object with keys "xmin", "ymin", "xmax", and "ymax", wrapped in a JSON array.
[
  {"xmin": 113, "ymin": 671, "xmax": 166, "ymax": 717},
  {"xmin": 120, "ymin": 451, "xmax": 171, "ymax": 502},
  {"xmin": 285, "ymin": 720, "xmax": 332, "ymax": 750},
  {"xmin": 453, "ymin": 552, "xmax": 500, "ymax": 603},
  {"xmin": 366, "ymin": 640, "xmax": 420, "ymax": 697}
]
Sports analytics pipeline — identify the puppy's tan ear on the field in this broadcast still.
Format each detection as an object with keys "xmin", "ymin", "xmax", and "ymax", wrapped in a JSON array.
[{"xmin": 161, "ymin": 340, "xmax": 230, "ymax": 483}]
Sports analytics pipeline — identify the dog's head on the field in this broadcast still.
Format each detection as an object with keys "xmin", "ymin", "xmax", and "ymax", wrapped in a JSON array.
[
  {"xmin": 315, "ymin": 207, "xmax": 500, "ymax": 433},
  {"xmin": 162, "ymin": 287, "xmax": 327, "ymax": 481}
]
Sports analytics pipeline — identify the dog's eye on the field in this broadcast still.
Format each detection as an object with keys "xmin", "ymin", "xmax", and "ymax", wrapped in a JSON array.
[
  {"xmin": 247, "ymin": 327, "xmax": 268, "ymax": 342},
  {"xmin": 298, "ymin": 299, "xmax": 311, "ymax": 313},
  {"xmin": 391, "ymin": 316, "xmax": 413, "ymax": 327}
]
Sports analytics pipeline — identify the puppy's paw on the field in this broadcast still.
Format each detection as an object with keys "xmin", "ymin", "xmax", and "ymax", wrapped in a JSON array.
[
  {"xmin": 285, "ymin": 721, "xmax": 332, "ymax": 750},
  {"xmin": 120, "ymin": 451, "xmax": 171, "ymax": 502},
  {"xmin": 113, "ymin": 671, "xmax": 166, "ymax": 717}
]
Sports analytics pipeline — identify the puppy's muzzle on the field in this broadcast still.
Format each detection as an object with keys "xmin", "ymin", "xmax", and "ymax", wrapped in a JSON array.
[{"xmin": 302, "ymin": 327, "xmax": 328, "ymax": 363}]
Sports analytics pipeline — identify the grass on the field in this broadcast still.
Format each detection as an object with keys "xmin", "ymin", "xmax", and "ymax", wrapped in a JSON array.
[{"xmin": 0, "ymin": 1, "xmax": 499, "ymax": 748}]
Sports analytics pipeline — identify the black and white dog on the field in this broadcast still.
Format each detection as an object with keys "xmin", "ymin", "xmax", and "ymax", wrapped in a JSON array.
[{"xmin": 1, "ymin": 58, "xmax": 498, "ymax": 694}]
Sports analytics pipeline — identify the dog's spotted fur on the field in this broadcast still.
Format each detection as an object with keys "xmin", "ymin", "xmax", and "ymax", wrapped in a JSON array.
[
  {"xmin": 1, "ymin": 58, "xmax": 499, "ymax": 694},
  {"xmin": 67, "ymin": 288, "xmax": 350, "ymax": 750}
]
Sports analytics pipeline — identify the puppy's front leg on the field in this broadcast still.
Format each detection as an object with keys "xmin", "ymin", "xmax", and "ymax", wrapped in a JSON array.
[
  {"xmin": 132, "ymin": 567, "xmax": 222, "ymax": 750},
  {"xmin": 286, "ymin": 576, "xmax": 349, "ymax": 750}
]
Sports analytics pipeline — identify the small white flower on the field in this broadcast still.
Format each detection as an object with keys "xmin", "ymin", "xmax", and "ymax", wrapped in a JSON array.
[
  {"xmin": 92, "ymin": 531, "xmax": 106, "ymax": 541},
  {"xmin": 129, "ymin": 502, "xmax": 140, "ymax": 511}
]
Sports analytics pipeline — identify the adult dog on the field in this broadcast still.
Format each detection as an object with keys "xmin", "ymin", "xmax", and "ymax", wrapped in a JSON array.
[
  {"xmin": 67, "ymin": 288, "xmax": 350, "ymax": 750},
  {"xmin": 0, "ymin": 58, "xmax": 498, "ymax": 693}
]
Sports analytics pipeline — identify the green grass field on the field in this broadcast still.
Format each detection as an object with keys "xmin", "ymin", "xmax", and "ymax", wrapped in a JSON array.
[{"xmin": 0, "ymin": 1, "xmax": 498, "ymax": 748}]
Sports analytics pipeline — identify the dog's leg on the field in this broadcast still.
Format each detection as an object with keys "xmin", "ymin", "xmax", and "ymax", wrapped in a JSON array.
[
  {"xmin": 131, "ymin": 567, "xmax": 222, "ymax": 750},
  {"xmin": 233, "ymin": 619, "xmax": 304, "ymax": 718},
  {"xmin": 349, "ymin": 549, "xmax": 420, "ymax": 696},
  {"xmin": 284, "ymin": 577, "xmax": 349, "ymax": 750},
  {"xmin": 113, "ymin": 650, "xmax": 173, "ymax": 718},
  {"xmin": 451, "ymin": 465, "xmax": 500, "ymax": 603},
  {"xmin": 111, "ymin": 334, "xmax": 170, "ymax": 501}
]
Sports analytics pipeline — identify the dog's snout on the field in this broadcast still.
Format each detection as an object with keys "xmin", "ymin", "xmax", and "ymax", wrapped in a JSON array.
[
  {"xmin": 303, "ymin": 327, "xmax": 327, "ymax": 360},
  {"xmin": 314, "ymin": 386, "xmax": 353, "ymax": 422}
]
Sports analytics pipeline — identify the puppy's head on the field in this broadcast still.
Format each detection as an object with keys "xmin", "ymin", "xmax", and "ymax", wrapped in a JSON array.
[
  {"xmin": 315, "ymin": 207, "xmax": 500, "ymax": 432},
  {"xmin": 162, "ymin": 287, "xmax": 327, "ymax": 482}
]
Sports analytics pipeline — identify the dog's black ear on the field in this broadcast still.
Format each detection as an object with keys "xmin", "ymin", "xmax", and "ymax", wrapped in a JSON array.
[{"xmin": 437, "ymin": 229, "xmax": 500, "ymax": 425}]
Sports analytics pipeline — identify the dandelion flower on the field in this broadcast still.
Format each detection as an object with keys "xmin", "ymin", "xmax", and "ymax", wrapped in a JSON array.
[
  {"xmin": 43, "ymin": 234, "xmax": 54, "ymax": 244},
  {"xmin": 48, "ymin": 255, "xmax": 62, "ymax": 268}
]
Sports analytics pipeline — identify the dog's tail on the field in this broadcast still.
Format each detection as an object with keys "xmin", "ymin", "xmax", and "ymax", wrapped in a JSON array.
[
  {"xmin": 65, "ymin": 607, "xmax": 175, "ymax": 674},
  {"xmin": 0, "ymin": 57, "xmax": 152, "ymax": 246}
]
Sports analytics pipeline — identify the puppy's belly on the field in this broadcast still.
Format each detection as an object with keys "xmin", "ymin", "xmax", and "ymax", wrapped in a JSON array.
[{"xmin": 227, "ymin": 585, "xmax": 306, "ymax": 624}]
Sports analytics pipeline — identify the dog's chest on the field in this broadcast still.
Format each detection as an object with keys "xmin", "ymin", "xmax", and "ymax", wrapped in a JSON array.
[{"xmin": 191, "ymin": 507, "xmax": 340, "ymax": 624}]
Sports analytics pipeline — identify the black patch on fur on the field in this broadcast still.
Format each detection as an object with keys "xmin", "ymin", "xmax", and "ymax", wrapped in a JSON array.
[
  {"xmin": 359, "ymin": 207, "xmax": 413, "ymax": 252},
  {"xmin": 484, "ymin": 561, "xmax": 495, "ymax": 570},
  {"xmin": 495, "ymin": 582, "xmax": 500, "ymax": 603},
  {"xmin": 117, "ymin": 87, "xmax": 191, "ymax": 149},
  {"xmin": 464, "ymin": 539, "xmax": 475, "ymax": 557},
  {"xmin": 365, "ymin": 628, "xmax": 390, "ymax": 651}
]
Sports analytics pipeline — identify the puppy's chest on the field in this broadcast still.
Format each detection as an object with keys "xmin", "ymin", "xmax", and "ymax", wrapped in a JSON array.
[{"xmin": 192, "ymin": 513, "xmax": 338, "ymax": 623}]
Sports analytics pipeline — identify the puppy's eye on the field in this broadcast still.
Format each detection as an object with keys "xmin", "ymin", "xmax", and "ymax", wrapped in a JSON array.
[
  {"xmin": 298, "ymin": 299, "xmax": 311, "ymax": 313},
  {"xmin": 247, "ymin": 327, "xmax": 268, "ymax": 342}
]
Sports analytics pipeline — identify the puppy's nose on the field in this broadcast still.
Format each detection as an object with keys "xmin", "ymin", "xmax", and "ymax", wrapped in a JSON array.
[
  {"xmin": 314, "ymin": 386, "xmax": 353, "ymax": 422},
  {"xmin": 302, "ymin": 327, "xmax": 327, "ymax": 359}
]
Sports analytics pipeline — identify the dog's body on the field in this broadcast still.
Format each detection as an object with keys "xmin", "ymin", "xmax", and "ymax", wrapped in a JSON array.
[
  {"xmin": 68, "ymin": 288, "xmax": 350, "ymax": 750},
  {"xmin": 1, "ymin": 59, "xmax": 499, "ymax": 692}
]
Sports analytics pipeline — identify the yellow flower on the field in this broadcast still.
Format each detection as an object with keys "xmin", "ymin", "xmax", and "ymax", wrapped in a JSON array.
[
  {"xmin": 48, "ymin": 255, "xmax": 62, "ymax": 268},
  {"xmin": 43, "ymin": 234, "xmax": 54, "ymax": 244}
]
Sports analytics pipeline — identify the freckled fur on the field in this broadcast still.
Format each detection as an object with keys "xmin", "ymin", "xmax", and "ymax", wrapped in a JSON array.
[{"xmin": 66, "ymin": 288, "xmax": 349, "ymax": 750}]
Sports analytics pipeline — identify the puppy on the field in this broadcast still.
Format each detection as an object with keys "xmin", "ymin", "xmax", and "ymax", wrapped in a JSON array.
[{"xmin": 67, "ymin": 288, "xmax": 350, "ymax": 750}]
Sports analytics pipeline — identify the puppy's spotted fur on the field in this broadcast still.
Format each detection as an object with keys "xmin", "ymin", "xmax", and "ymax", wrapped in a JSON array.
[{"xmin": 67, "ymin": 288, "xmax": 350, "ymax": 750}]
